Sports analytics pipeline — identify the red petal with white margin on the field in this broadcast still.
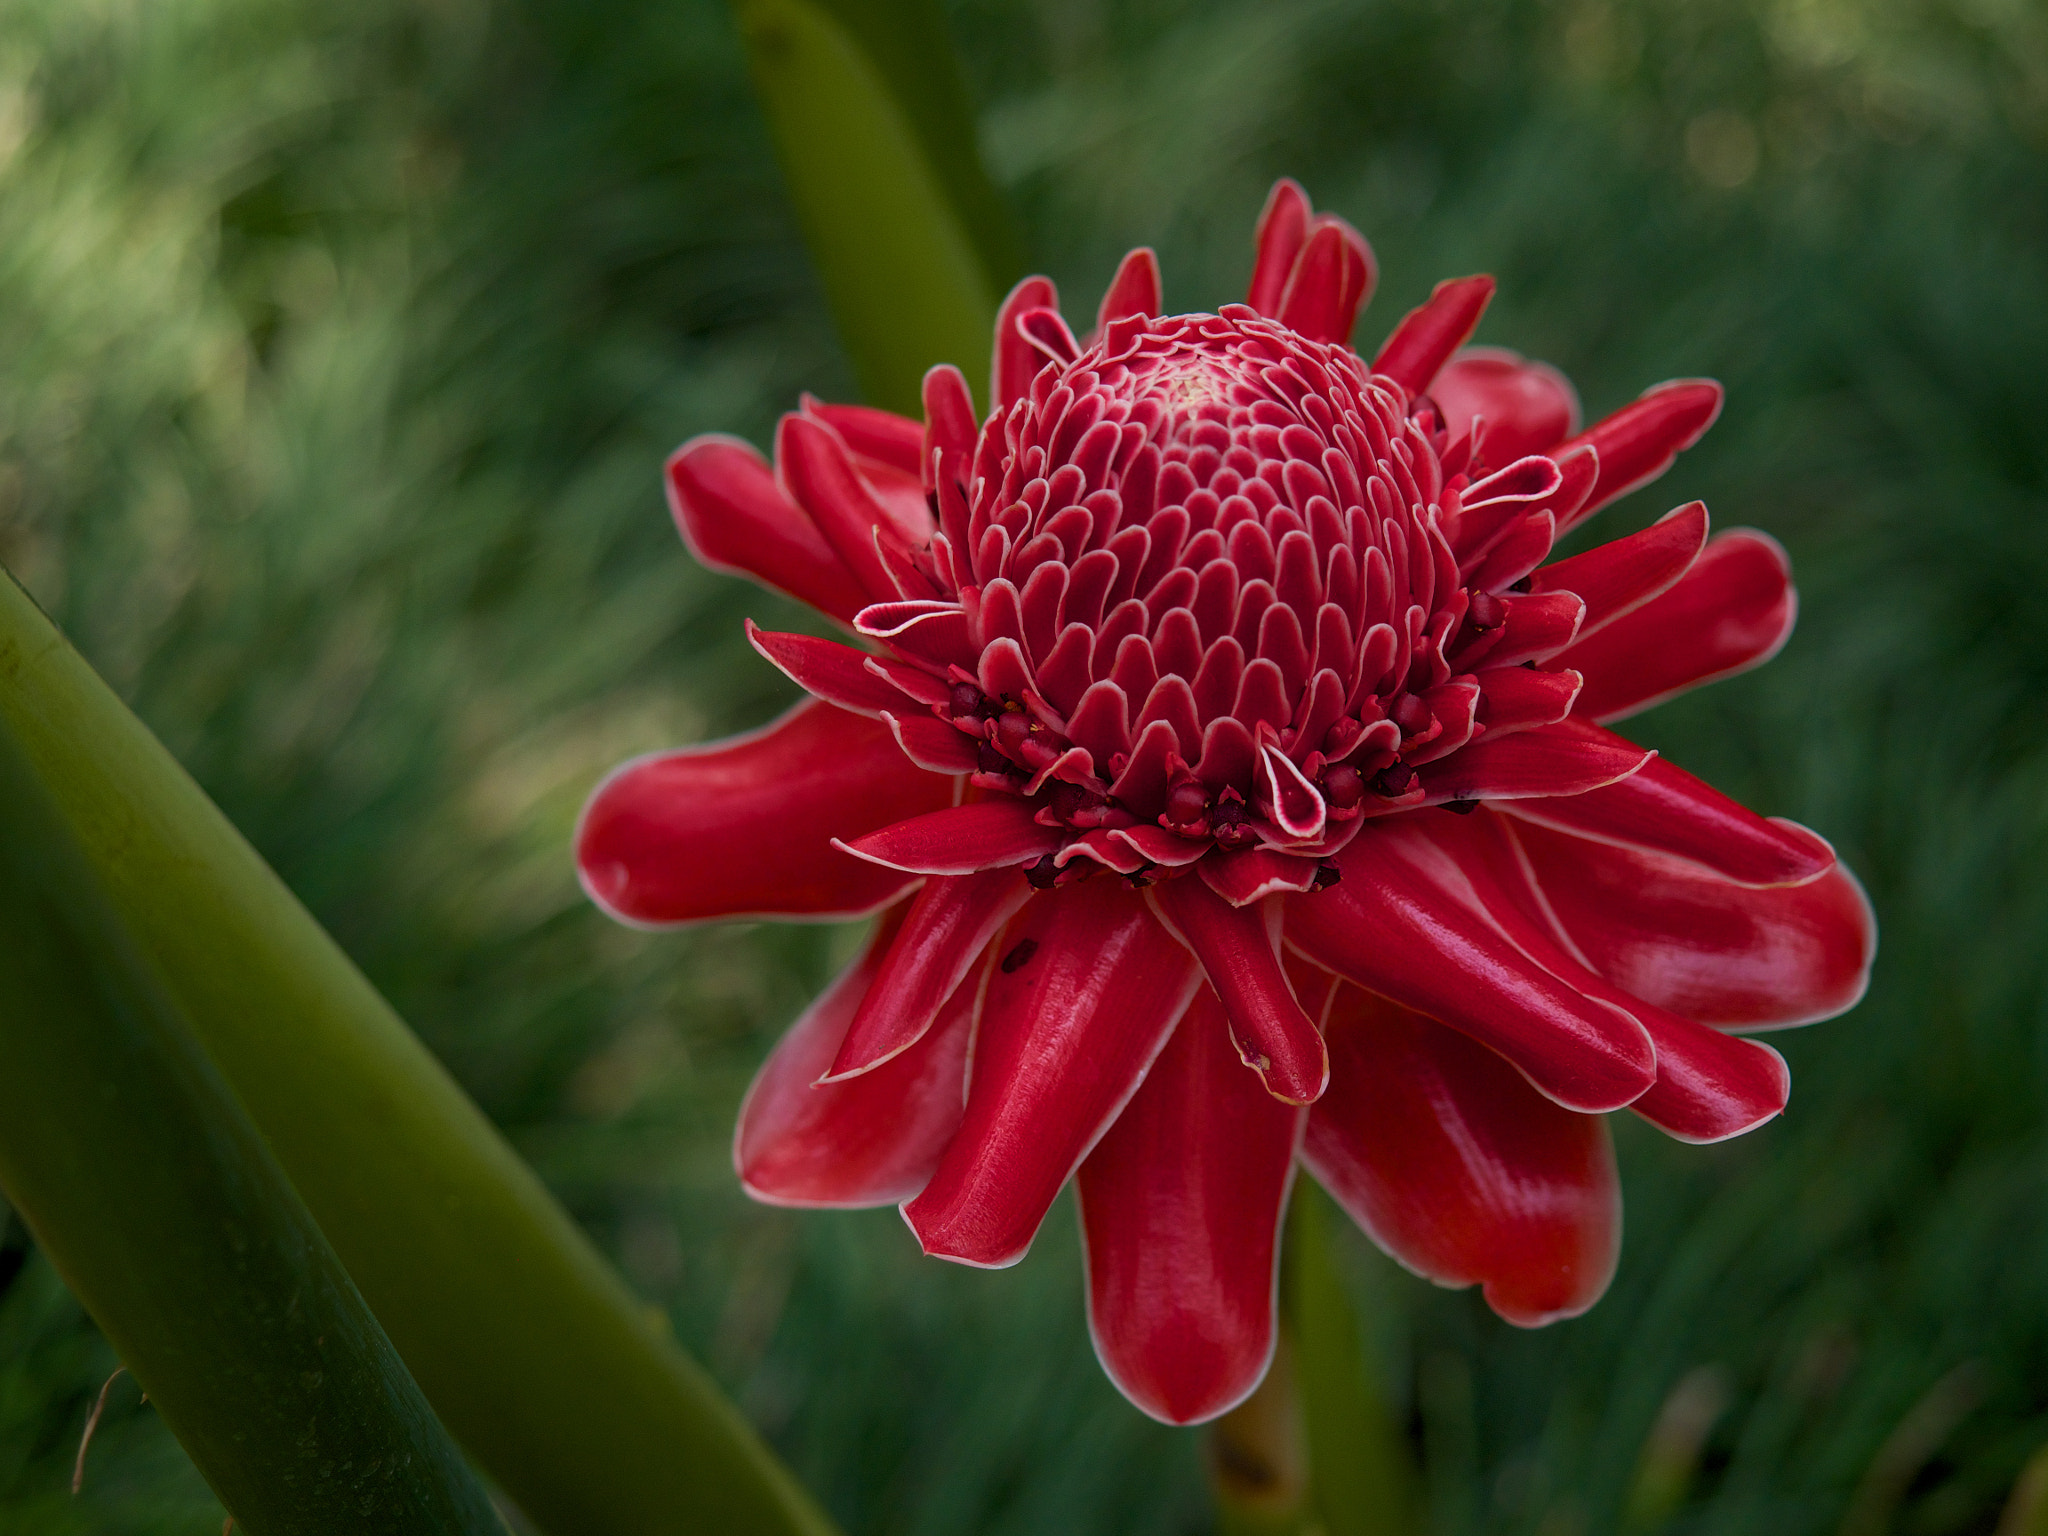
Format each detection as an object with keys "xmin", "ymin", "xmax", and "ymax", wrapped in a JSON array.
[
  {"xmin": 1501, "ymin": 744, "xmax": 1834, "ymax": 887},
  {"xmin": 827, "ymin": 868, "xmax": 1033, "ymax": 1079},
  {"xmin": 776, "ymin": 413, "xmax": 909, "ymax": 603},
  {"xmin": 666, "ymin": 435, "xmax": 869, "ymax": 625},
  {"xmin": 1078, "ymin": 987, "xmax": 1304, "ymax": 1425},
  {"xmin": 1510, "ymin": 818, "xmax": 1875, "ymax": 1030},
  {"xmin": 1149, "ymin": 883, "xmax": 1329, "ymax": 1105},
  {"xmin": 1371, "ymin": 276, "xmax": 1495, "ymax": 397},
  {"xmin": 1529, "ymin": 502, "xmax": 1708, "ymax": 639},
  {"xmin": 1303, "ymin": 986, "xmax": 1619, "ymax": 1326},
  {"xmin": 577, "ymin": 700, "xmax": 951, "ymax": 925},
  {"xmin": 1427, "ymin": 810, "xmax": 1791, "ymax": 1143},
  {"xmin": 746, "ymin": 622, "xmax": 916, "ymax": 716},
  {"xmin": 1278, "ymin": 217, "xmax": 1377, "ymax": 346},
  {"xmin": 1247, "ymin": 180, "xmax": 1311, "ymax": 315},
  {"xmin": 1556, "ymin": 529, "xmax": 1796, "ymax": 723},
  {"xmin": 903, "ymin": 881, "xmax": 1201, "ymax": 1267},
  {"xmin": 1431, "ymin": 347, "xmax": 1582, "ymax": 463},
  {"xmin": 1286, "ymin": 821, "xmax": 1655, "ymax": 1111},
  {"xmin": 735, "ymin": 905, "xmax": 976, "ymax": 1206},
  {"xmin": 1552, "ymin": 380, "xmax": 1723, "ymax": 533},
  {"xmin": 1096, "ymin": 247, "xmax": 1163, "ymax": 333},
  {"xmin": 838, "ymin": 797, "xmax": 1064, "ymax": 875},
  {"xmin": 994, "ymin": 277, "xmax": 1060, "ymax": 413},
  {"xmin": 1410, "ymin": 718, "xmax": 1653, "ymax": 805}
]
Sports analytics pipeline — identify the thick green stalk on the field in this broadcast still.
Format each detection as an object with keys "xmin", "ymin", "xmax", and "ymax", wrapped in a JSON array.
[
  {"xmin": 0, "ymin": 571, "xmax": 836, "ymax": 1536},
  {"xmin": 0, "ymin": 729, "xmax": 503, "ymax": 1535},
  {"xmin": 729, "ymin": 0, "xmax": 1017, "ymax": 413},
  {"xmin": 1285, "ymin": 1185, "xmax": 1416, "ymax": 1536}
]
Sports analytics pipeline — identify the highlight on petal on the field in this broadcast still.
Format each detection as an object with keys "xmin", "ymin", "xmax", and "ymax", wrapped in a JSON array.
[
  {"xmin": 666, "ymin": 434, "xmax": 870, "ymax": 624},
  {"xmin": 1303, "ymin": 985, "xmax": 1620, "ymax": 1327},
  {"xmin": 735, "ymin": 903, "xmax": 978, "ymax": 1207},
  {"xmin": 1555, "ymin": 379, "xmax": 1724, "ymax": 531},
  {"xmin": 576, "ymin": 700, "xmax": 952, "ymax": 926},
  {"xmin": 1286, "ymin": 819, "xmax": 1657, "ymax": 1112},
  {"xmin": 1149, "ymin": 881, "xmax": 1329, "ymax": 1104},
  {"xmin": 838, "ymin": 797, "xmax": 1064, "ymax": 876},
  {"xmin": 827, "ymin": 868, "xmax": 1032, "ymax": 1079},
  {"xmin": 1558, "ymin": 529, "xmax": 1796, "ymax": 722},
  {"xmin": 904, "ymin": 881, "xmax": 1201, "ymax": 1268},
  {"xmin": 1432, "ymin": 346, "xmax": 1582, "ymax": 463},
  {"xmin": 1371, "ymin": 275, "xmax": 1496, "ymax": 397},
  {"xmin": 1501, "ymin": 744, "xmax": 1835, "ymax": 887},
  {"xmin": 1511, "ymin": 817, "xmax": 1876, "ymax": 1030},
  {"xmin": 1078, "ymin": 988, "xmax": 1304, "ymax": 1425}
]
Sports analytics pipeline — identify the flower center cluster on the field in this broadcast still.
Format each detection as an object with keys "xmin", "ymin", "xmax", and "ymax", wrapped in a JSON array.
[{"xmin": 935, "ymin": 307, "xmax": 1488, "ymax": 869}]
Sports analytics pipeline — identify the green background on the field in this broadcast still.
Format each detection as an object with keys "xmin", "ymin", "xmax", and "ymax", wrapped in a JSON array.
[{"xmin": 0, "ymin": 0, "xmax": 2041, "ymax": 1530}]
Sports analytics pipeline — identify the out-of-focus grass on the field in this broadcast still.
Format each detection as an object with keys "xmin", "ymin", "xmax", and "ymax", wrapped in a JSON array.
[{"xmin": 0, "ymin": 0, "xmax": 2041, "ymax": 1531}]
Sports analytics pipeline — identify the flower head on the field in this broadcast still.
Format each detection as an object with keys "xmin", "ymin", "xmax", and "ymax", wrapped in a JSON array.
[{"xmin": 577, "ymin": 181, "xmax": 1875, "ymax": 1425}]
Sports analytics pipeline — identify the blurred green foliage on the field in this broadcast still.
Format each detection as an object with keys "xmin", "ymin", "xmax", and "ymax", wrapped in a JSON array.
[{"xmin": 0, "ymin": 0, "xmax": 2041, "ymax": 1532}]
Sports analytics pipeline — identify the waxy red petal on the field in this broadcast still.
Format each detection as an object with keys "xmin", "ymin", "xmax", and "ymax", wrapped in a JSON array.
[
  {"xmin": 838, "ymin": 797, "xmax": 1064, "ymax": 876},
  {"xmin": 776, "ymin": 413, "xmax": 914, "ymax": 603},
  {"xmin": 1286, "ymin": 821, "xmax": 1657, "ymax": 1112},
  {"xmin": 994, "ymin": 276, "xmax": 1060, "ymax": 413},
  {"xmin": 1529, "ymin": 501, "xmax": 1708, "ymax": 639},
  {"xmin": 1149, "ymin": 882, "xmax": 1330, "ymax": 1104},
  {"xmin": 735, "ymin": 906, "xmax": 975, "ymax": 1206},
  {"xmin": 1247, "ymin": 178, "xmax": 1312, "ymax": 317},
  {"xmin": 1511, "ymin": 818, "xmax": 1875, "ymax": 1029},
  {"xmin": 1303, "ymin": 986, "xmax": 1619, "ymax": 1326},
  {"xmin": 1371, "ymin": 276, "xmax": 1496, "ymax": 397},
  {"xmin": 1554, "ymin": 379, "xmax": 1723, "ymax": 532},
  {"xmin": 667, "ymin": 435, "xmax": 869, "ymax": 624},
  {"xmin": 1502, "ymin": 744, "xmax": 1834, "ymax": 887},
  {"xmin": 746, "ymin": 621, "xmax": 915, "ymax": 716},
  {"xmin": 904, "ymin": 882, "xmax": 1202, "ymax": 1267},
  {"xmin": 1432, "ymin": 346, "xmax": 1581, "ymax": 463},
  {"xmin": 1411, "ymin": 718, "xmax": 1653, "ymax": 805},
  {"xmin": 1277, "ymin": 217, "xmax": 1378, "ymax": 346},
  {"xmin": 1096, "ymin": 247, "xmax": 1164, "ymax": 333},
  {"xmin": 828, "ymin": 868, "xmax": 1032, "ymax": 1079},
  {"xmin": 803, "ymin": 399, "xmax": 926, "ymax": 480},
  {"xmin": 577, "ymin": 700, "xmax": 950, "ymax": 925},
  {"xmin": 1558, "ymin": 530, "xmax": 1796, "ymax": 722},
  {"xmin": 1078, "ymin": 988, "xmax": 1303, "ymax": 1425}
]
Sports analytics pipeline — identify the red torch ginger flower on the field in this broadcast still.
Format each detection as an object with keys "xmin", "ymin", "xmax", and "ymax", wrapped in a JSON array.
[{"xmin": 577, "ymin": 181, "xmax": 1875, "ymax": 1425}]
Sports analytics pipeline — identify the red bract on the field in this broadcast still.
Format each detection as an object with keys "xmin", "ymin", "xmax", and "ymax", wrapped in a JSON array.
[{"xmin": 577, "ymin": 180, "xmax": 1876, "ymax": 1426}]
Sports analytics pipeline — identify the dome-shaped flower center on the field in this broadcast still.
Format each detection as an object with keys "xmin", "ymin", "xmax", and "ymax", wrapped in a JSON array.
[{"xmin": 944, "ymin": 307, "xmax": 1480, "ymax": 867}]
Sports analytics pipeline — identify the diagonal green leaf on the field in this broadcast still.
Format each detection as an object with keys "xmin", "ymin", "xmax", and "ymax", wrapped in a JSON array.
[
  {"xmin": 729, "ymin": 0, "xmax": 1020, "ymax": 413},
  {"xmin": 0, "ymin": 567, "xmax": 837, "ymax": 1536},
  {"xmin": 0, "ymin": 725, "xmax": 504, "ymax": 1535}
]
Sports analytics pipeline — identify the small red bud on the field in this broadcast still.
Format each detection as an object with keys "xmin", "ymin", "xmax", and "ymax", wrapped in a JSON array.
[
  {"xmin": 1392, "ymin": 695, "xmax": 1433, "ymax": 738},
  {"xmin": 1164, "ymin": 779, "xmax": 1210, "ymax": 830},
  {"xmin": 1373, "ymin": 761, "xmax": 1416, "ymax": 797},
  {"xmin": 1467, "ymin": 590, "xmax": 1505, "ymax": 631},
  {"xmin": 1322, "ymin": 764, "xmax": 1364, "ymax": 810}
]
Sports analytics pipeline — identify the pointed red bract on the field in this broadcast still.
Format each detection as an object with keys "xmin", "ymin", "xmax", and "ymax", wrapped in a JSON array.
[
  {"xmin": 994, "ymin": 276, "xmax": 1059, "ymax": 412},
  {"xmin": 1372, "ymin": 276, "xmax": 1495, "ymax": 396},
  {"xmin": 1512, "ymin": 818, "xmax": 1875, "ymax": 1029},
  {"xmin": 1287, "ymin": 821, "xmax": 1657, "ymax": 1112},
  {"xmin": 1079, "ymin": 989, "xmax": 1302, "ymax": 1425},
  {"xmin": 666, "ymin": 435, "xmax": 870, "ymax": 624},
  {"xmin": 1247, "ymin": 179, "xmax": 1313, "ymax": 317},
  {"xmin": 828, "ymin": 868, "xmax": 1031, "ymax": 1078},
  {"xmin": 1149, "ymin": 882, "xmax": 1329, "ymax": 1104},
  {"xmin": 1304, "ymin": 986, "xmax": 1620, "ymax": 1326},
  {"xmin": 736, "ymin": 905, "xmax": 976, "ymax": 1206},
  {"xmin": 1554, "ymin": 379, "xmax": 1723, "ymax": 531},
  {"xmin": 1558, "ymin": 530, "xmax": 1796, "ymax": 722},
  {"xmin": 1530, "ymin": 501, "xmax": 1708, "ymax": 638},
  {"xmin": 840, "ymin": 798, "xmax": 1065, "ymax": 875},
  {"xmin": 576, "ymin": 700, "xmax": 952, "ymax": 925},
  {"xmin": 1097, "ymin": 248, "xmax": 1164, "ymax": 334},
  {"xmin": 904, "ymin": 882, "xmax": 1200, "ymax": 1267},
  {"xmin": 1277, "ymin": 217, "xmax": 1377, "ymax": 346}
]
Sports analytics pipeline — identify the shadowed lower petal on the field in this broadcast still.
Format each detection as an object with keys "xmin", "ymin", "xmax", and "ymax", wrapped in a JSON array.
[
  {"xmin": 1304, "ymin": 986, "xmax": 1619, "ymax": 1326},
  {"xmin": 903, "ymin": 880, "xmax": 1201, "ymax": 1268},
  {"xmin": 1078, "ymin": 988, "xmax": 1304, "ymax": 1426},
  {"xmin": 576, "ymin": 700, "xmax": 953, "ymax": 925},
  {"xmin": 734, "ymin": 905, "xmax": 978, "ymax": 1207}
]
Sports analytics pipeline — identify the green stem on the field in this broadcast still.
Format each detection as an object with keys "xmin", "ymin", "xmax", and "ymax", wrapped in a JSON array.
[
  {"xmin": 0, "ymin": 727, "xmax": 503, "ymax": 1535},
  {"xmin": 729, "ymin": 0, "xmax": 1017, "ymax": 413},
  {"xmin": 0, "ymin": 569, "xmax": 836, "ymax": 1536}
]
